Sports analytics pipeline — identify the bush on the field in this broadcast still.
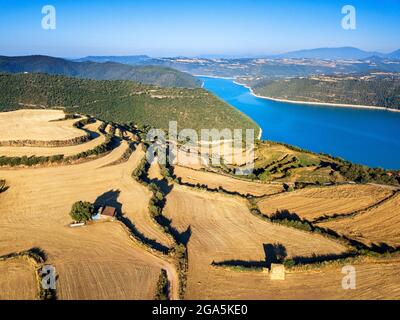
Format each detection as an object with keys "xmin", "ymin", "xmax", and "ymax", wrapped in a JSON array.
[
  {"xmin": 154, "ymin": 269, "xmax": 169, "ymax": 300},
  {"xmin": 283, "ymin": 259, "xmax": 296, "ymax": 268},
  {"xmin": 69, "ymin": 201, "xmax": 94, "ymax": 223}
]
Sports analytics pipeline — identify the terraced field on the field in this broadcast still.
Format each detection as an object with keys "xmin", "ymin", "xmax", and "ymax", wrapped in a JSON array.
[
  {"xmin": 0, "ymin": 109, "xmax": 85, "ymax": 143},
  {"xmin": 0, "ymin": 120, "xmax": 106, "ymax": 157},
  {"xmin": 258, "ymin": 184, "xmax": 394, "ymax": 221},
  {"xmin": 163, "ymin": 186, "xmax": 350, "ymax": 299},
  {"xmin": 0, "ymin": 111, "xmax": 176, "ymax": 299},
  {"xmin": 174, "ymin": 165, "xmax": 284, "ymax": 196},
  {"xmin": 1, "ymin": 109, "xmax": 399, "ymax": 300},
  {"xmin": 0, "ymin": 143, "xmax": 176, "ymax": 299},
  {"xmin": 318, "ymin": 193, "xmax": 400, "ymax": 247}
]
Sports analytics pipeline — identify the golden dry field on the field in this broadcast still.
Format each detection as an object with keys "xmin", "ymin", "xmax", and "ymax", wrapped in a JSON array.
[
  {"xmin": 258, "ymin": 184, "xmax": 394, "ymax": 221},
  {"xmin": 0, "ymin": 258, "xmax": 38, "ymax": 300},
  {"xmin": 0, "ymin": 120, "xmax": 105, "ymax": 157},
  {"xmin": 0, "ymin": 110, "xmax": 84, "ymax": 143},
  {"xmin": 174, "ymin": 165, "xmax": 284, "ymax": 196},
  {"xmin": 163, "ymin": 186, "xmax": 355, "ymax": 299},
  {"xmin": 178, "ymin": 256, "xmax": 400, "ymax": 299},
  {"xmin": 318, "ymin": 193, "xmax": 400, "ymax": 247},
  {"xmin": 0, "ymin": 112, "xmax": 176, "ymax": 299},
  {"xmin": 0, "ymin": 144, "xmax": 175, "ymax": 299},
  {"xmin": 0, "ymin": 109, "xmax": 399, "ymax": 300}
]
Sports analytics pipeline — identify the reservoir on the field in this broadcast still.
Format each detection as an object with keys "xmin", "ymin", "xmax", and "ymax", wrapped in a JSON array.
[{"xmin": 200, "ymin": 76, "xmax": 400, "ymax": 169}]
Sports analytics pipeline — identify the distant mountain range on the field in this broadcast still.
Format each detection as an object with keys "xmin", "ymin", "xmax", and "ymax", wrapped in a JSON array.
[
  {"xmin": 271, "ymin": 47, "xmax": 400, "ymax": 60},
  {"xmin": 74, "ymin": 55, "xmax": 157, "ymax": 65},
  {"xmin": 75, "ymin": 47, "xmax": 400, "ymax": 62},
  {"xmin": 0, "ymin": 55, "xmax": 201, "ymax": 88}
]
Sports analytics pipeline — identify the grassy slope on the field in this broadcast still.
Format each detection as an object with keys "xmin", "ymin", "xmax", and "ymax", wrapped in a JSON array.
[{"xmin": 0, "ymin": 73, "xmax": 259, "ymax": 135}]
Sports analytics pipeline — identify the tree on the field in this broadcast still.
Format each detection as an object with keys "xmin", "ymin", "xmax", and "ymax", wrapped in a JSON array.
[{"xmin": 69, "ymin": 201, "xmax": 94, "ymax": 223}]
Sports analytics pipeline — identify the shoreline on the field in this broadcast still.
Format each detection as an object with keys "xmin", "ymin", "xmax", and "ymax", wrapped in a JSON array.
[
  {"xmin": 199, "ymin": 75, "xmax": 400, "ymax": 113},
  {"xmin": 194, "ymin": 74, "xmax": 236, "ymax": 80},
  {"xmin": 232, "ymin": 80, "xmax": 400, "ymax": 113},
  {"xmin": 198, "ymin": 75, "xmax": 263, "ymax": 139}
]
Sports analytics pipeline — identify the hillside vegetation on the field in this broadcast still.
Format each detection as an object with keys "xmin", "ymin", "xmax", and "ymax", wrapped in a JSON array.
[
  {"xmin": 252, "ymin": 76, "xmax": 400, "ymax": 110},
  {"xmin": 0, "ymin": 55, "xmax": 201, "ymax": 88},
  {"xmin": 0, "ymin": 73, "xmax": 259, "ymax": 135}
]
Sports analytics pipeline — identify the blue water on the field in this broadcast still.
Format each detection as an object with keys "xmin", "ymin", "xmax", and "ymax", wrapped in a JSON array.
[{"xmin": 200, "ymin": 76, "xmax": 400, "ymax": 169}]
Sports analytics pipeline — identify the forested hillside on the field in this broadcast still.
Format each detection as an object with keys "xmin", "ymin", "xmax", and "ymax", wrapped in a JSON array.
[
  {"xmin": 0, "ymin": 55, "xmax": 201, "ymax": 88},
  {"xmin": 252, "ymin": 76, "xmax": 400, "ymax": 110},
  {"xmin": 0, "ymin": 73, "xmax": 259, "ymax": 135}
]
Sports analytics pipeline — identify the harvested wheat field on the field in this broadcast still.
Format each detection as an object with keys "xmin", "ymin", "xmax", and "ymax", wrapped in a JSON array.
[
  {"xmin": 171, "ymin": 140, "xmax": 253, "ymax": 169},
  {"xmin": 0, "ymin": 258, "xmax": 38, "ymax": 300},
  {"xmin": 0, "ymin": 109, "xmax": 85, "ymax": 143},
  {"xmin": 148, "ymin": 157, "xmax": 164, "ymax": 181},
  {"xmin": 163, "ymin": 186, "xmax": 349, "ymax": 299},
  {"xmin": 318, "ymin": 193, "xmax": 400, "ymax": 247},
  {"xmin": 258, "ymin": 184, "xmax": 393, "ymax": 221},
  {"xmin": 0, "ymin": 141, "xmax": 174, "ymax": 299},
  {"xmin": 174, "ymin": 166, "xmax": 284, "ymax": 196},
  {"xmin": 186, "ymin": 256, "xmax": 400, "ymax": 299},
  {"xmin": 0, "ymin": 120, "xmax": 106, "ymax": 157},
  {"xmin": 1, "ymin": 109, "xmax": 399, "ymax": 301}
]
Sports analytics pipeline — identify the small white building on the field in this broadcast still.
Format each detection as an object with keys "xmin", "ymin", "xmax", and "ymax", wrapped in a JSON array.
[{"xmin": 270, "ymin": 264, "xmax": 285, "ymax": 280}]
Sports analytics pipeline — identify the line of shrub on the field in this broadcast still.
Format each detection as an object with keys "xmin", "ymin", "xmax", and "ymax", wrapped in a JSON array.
[
  {"xmin": 0, "ymin": 154, "xmax": 65, "ymax": 167},
  {"xmin": 154, "ymin": 269, "xmax": 170, "ymax": 300},
  {"xmin": 211, "ymin": 260, "xmax": 264, "ymax": 272},
  {"xmin": 106, "ymin": 141, "xmax": 137, "ymax": 166},
  {"xmin": 98, "ymin": 121, "xmax": 108, "ymax": 133},
  {"xmin": 69, "ymin": 134, "xmax": 115, "ymax": 160},
  {"xmin": 312, "ymin": 190, "xmax": 399, "ymax": 224},
  {"xmin": 117, "ymin": 215, "xmax": 170, "ymax": 255},
  {"xmin": 143, "ymin": 159, "xmax": 190, "ymax": 299},
  {"xmin": 0, "ymin": 134, "xmax": 117, "ymax": 167},
  {"xmin": 72, "ymin": 117, "xmax": 94, "ymax": 129},
  {"xmin": 168, "ymin": 168, "xmax": 271, "ymax": 199},
  {"xmin": 247, "ymin": 199, "xmax": 400, "ymax": 257}
]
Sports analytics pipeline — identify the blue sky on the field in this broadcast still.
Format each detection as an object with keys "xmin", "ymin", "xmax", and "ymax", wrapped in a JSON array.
[{"xmin": 1, "ymin": 0, "xmax": 399, "ymax": 57}]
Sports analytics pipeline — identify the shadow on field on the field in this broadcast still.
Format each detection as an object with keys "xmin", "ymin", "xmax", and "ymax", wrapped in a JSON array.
[
  {"xmin": 94, "ymin": 189, "xmax": 123, "ymax": 216},
  {"xmin": 212, "ymin": 243, "xmax": 287, "ymax": 269}
]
